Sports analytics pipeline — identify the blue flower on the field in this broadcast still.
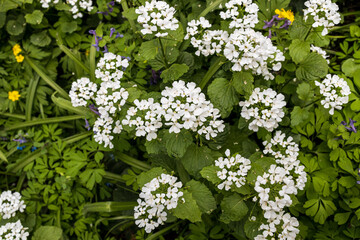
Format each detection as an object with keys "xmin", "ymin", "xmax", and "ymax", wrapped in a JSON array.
[{"xmin": 341, "ymin": 118, "xmax": 357, "ymax": 133}]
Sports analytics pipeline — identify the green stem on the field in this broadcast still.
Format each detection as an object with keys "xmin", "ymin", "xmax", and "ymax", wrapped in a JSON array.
[
  {"xmin": 0, "ymin": 112, "xmax": 26, "ymax": 120},
  {"xmin": 302, "ymin": 98, "xmax": 321, "ymax": 108},
  {"xmin": 199, "ymin": 56, "xmax": 226, "ymax": 90},
  {"xmin": 16, "ymin": 173, "xmax": 26, "ymax": 192},
  {"xmin": 103, "ymin": 171, "xmax": 126, "ymax": 183},
  {"xmin": 121, "ymin": 0, "xmax": 139, "ymax": 39},
  {"xmin": 63, "ymin": 131, "xmax": 93, "ymax": 144},
  {"xmin": 58, "ymin": 44, "xmax": 90, "ymax": 74},
  {"xmin": 159, "ymin": 38, "xmax": 169, "ymax": 69},
  {"xmin": 329, "ymin": 21, "xmax": 360, "ymax": 32},
  {"xmin": 146, "ymin": 221, "xmax": 183, "ymax": 240},
  {"xmin": 115, "ymin": 152, "xmax": 151, "ymax": 171},
  {"xmin": 199, "ymin": 0, "xmax": 226, "ymax": 18},
  {"xmin": 4, "ymin": 115, "xmax": 83, "ymax": 131},
  {"xmin": 343, "ymin": 11, "xmax": 360, "ymax": 16},
  {"xmin": 25, "ymin": 57, "xmax": 70, "ymax": 100},
  {"xmin": 89, "ymin": 36, "xmax": 96, "ymax": 83},
  {"xmin": 25, "ymin": 75, "xmax": 40, "ymax": 121}
]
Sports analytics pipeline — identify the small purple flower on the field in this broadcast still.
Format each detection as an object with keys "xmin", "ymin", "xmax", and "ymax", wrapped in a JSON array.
[
  {"xmin": 97, "ymin": 11, "xmax": 109, "ymax": 15},
  {"xmin": 280, "ymin": 19, "xmax": 291, "ymax": 29},
  {"xmin": 13, "ymin": 138, "xmax": 27, "ymax": 144},
  {"xmin": 103, "ymin": 45, "xmax": 108, "ymax": 53},
  {"xmin": 341, "ymin": 119, "xmax": 357, "ymax": 133},
  {"xmin": 89, "ymin": 30, "xmax": 96, "ymax": 36},
  {"xmin": 89, "ymin": 104, "xmax": 101, "ymax": 116},
  {"xmin": 110, "ymin": 28, "xmax": 116, "ymax": 37},
  {"xmin": 116, "ymin": 32, "xmax": 124, "ymax": 38},
  {"xmin": 85, "ymin": 119, "xmax": 91, "ymax": 131},
  {"xmin": 108, "ymin": 1, "xmax": 115, "ymax": 6}
]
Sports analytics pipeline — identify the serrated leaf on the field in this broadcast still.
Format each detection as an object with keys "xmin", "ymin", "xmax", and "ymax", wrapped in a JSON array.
[
  {"xmin": 342, "ymin": 59, "xmax": 360, "ymax": 77},
  {"xmin": 172, "ymin": 190, "xmax": 202, "ymax": 222},
  {"xmin": 291, "ymin": 106, "xmax": 310, "ymax": 127},
  {"xmin": 163, "ymin": 130, "xmax": 193, "ymax": 158},
  {"xmin": 33, "ymin": 226, "xmax": 63, "ymax": 240},
  {"xmin": 186, "ymin": 180, "xmax": 217, "ymax": 214},
  {"xmin": 160, "ymin": 64, "xmax": 189, "ymax": 83},
  {"xmin": 181, "ymin": 144, "xmax": 215, "ymax": 176},
  {"xmin": 122, "ymin": 7, "xmax": 138, "ymax": 20},
  {"xmin": 296, "ymin": 53, "xmax": 328, "ymax": 81},
  {"xmin": 220, "ymin": 193, "xmax": 248, "ymax": 224},
  {"xmin": 208, "ymin": 78, "xmax": 239, "ymax": 118},
  {"xmin": 200, "ymin": 165, "xmax": 222, "ymax": 185},
  {"xmin": 61, "ymin": 21, "xmax": 78, "ymax": 33},
  {"xmin": 289, "ymin": 39, "xmax": 310, "ymax": 64},
  {"xmin": 232, "ymin": 71, "xmax": 254, "ymax": 96},
  {"xmin": 136, "ymin": 39, "xmax": 159, "ymax": 62},
  {"xmin": 296, "ymin": 82, "xmax": 313, "ymax": 101},
  {"xmin": 25, "ymin": 10, "xmax": 43, "ymax": 25}
]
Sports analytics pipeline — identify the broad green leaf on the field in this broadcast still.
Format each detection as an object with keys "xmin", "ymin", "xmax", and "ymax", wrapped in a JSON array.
[
  {"xmin": 172, "ymin": 190, "xmax": 202, "ymax": 222},
  {"xmin": 25, "ymin": 10, "xmax": 43, "ymax": 25},
  {"xmin": 338, "ymin": 176, "xmax": 356, "ymax": 188},
  {"xmin": 289, "ymin": 39, "xmax": 310, "ymax": 64},
  {"xmin": 163, "ymin": 130, "xmax": 193, "ymax": 158},
  {"xmin": 61, "ymin": 21, "xmax": 78, "ymax": 33},
  {"xmin": 160, "ymin": 64, "xmax": 189, "ymax": 83},
  {"xmin": 296, "ymin": 82, "xmax": 313, "ymax": 101},
  {"xmin": 296, "ymin": 53, "xmax": 328, "ymax": 81},
  {"xmin": 342, "ymin": 59, "xmax": 360, "ymax": 77},
  {"xmin": 0, "ymin": 12, "xmax": 6, "ymax": 28},
  {"xmin": 200, "ymin": 165, "xmax": 222, "ymax": 185},
  {"xmin": 220, "ymin": 193, "xmax": 248, "ymax": 224},
  {"xmin": 232, "ymin": 71, "xmax": 254, "ymax": 96},
  {"xmin": 6, "ymin": 19, "xmax": 24, "ymax": 36},
  {"xmin": 247, "ymin": 154, "xmax": 276, "ymax": 184},
  {"xmin": 186, "ymin": 180, "xmax": 217, "ymax": 214},
  {"xmin": 351, "ymin": 99, "xmax": 360, "ymax": 111},
  {"xmin": 30, "ymin": 31, "xmax": 51, "ymax": 47},
  {"xmin": 338, "ymin": 157, "xmax": 355, "ymax": 175},
  {"xmin": 33, "ymin": 226, "xmax": 63, "ymax": 240},
  {"xmin": 304, "ymin": 198, "xmax": 336, "ymax": 224},
  {"xmin": 137, "ymin": 167, "xmax": 165, "ymax": 188},
  {"xmin": 122, "ymin": 7, "xmax": 138, "ymax": 20},
  {"xmin": 334, "ymin": 212, "xmax": 351, "ymax": 225},
  {"xmin": 181, "ymin": 144, "xmax": 215, "ymax": 176},
  {"xmin": 136, "ymin": 39, "xmax": 159, "ymax": 62},
  {"xmin": 291, "ymin": 106, "xmax": 310, "ymax": 127},
  {"xmin": 0, "ymin": 0, "xmax": 19, "ymax": 13},
  {"xmin": 244, "ymin": 220, "xmax": 262, "ymax": 239},
  {"xmin": 289, "ymin": 16, "xmax": 311, "ymax": 40},
  {"xmin": 208, "ymin": 78, "xmax": 239, "ymax": 118}
]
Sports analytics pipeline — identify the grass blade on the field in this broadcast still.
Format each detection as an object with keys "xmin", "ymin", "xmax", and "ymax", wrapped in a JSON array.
[
  {"xmin": 89, "ymin": 36, "xmax": 96, "ymax": 82},
  {"xmin": 115, "ymin": 152, "xmax": 151, "ymax": 171},
  {"xmin": 51, "ymin": 92, "xmax": 93, "ymax": 117},
  {"xmin": 25, "ymin": 74, "xmax": 40, "ymax": 121},
  {"xmin": 0, "ymin": 149, "xmax": 8, "ymax": 163},
  {"xmin": 58, "ymin": 44, "xmax": 90, "ymax": 74},
  {"xmin": 83, "ymin": 202, "xmax": 137, "ymax": 215}
]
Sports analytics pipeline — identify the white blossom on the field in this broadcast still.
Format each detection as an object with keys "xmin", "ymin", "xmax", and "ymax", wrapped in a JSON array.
[
  {"xmin": 240, "ymin": 88, "xmax": 286, "ymax": 132},
  {"xmin": 40, "ymin": 0, "xmax": 93, "ymax": 18},
  {"xmin": 303, "ymin": 0, "xmax": 341, "ymax": 36},
  {"xmin": 219, "ymin": 0, "xmax": 259, "ymax": 29},
  {"xmin": 310, "ymin": 45, "xmax": 330, "ymax": 63},
  {"xmin": 69, "ymin": 77, "xmax": 97, "ymax": 107},
  {"xmin": 136, "ymin": 0, "xmax": 179, "ymax": 37},
  {"xmin": 0, "ymin": 191, "xmax": 26, "ymax": 220},
  {"xmin": 0, "ymin": 220, "xmax": 29, "ymax": 240},
  {"xmin": 315, "ymin": 74, "xmax": 351, "ymax": 115}
]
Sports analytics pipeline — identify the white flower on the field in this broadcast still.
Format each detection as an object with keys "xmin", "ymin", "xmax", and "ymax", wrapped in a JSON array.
[
  {"xmin": 303, "ymin": 0, "xmax": 341, "ymax": 36},
  {"xmin": 40, "ymin": 0, "xmax": 93, "ymax": 18},
  {"xmin": 310, "ymin": 45, "xmax": 330, "ymax": 63},
  {"xmin": 315, "ymin": 74, "xmax": 351, "ymax": 115},
  {"xmin": 219, "ymin": 0, "xmax": 259, "ymax": 29},
  {"xmin": 0, "ymin": 191, "xmax": 26, "ymax": 219},
  {"xmin": 136, "ymin": 0, "xmax": 179, "ymax": 37},
  {"xmin": 240, "ymin": 88, "xmax": 286, "ymax": 132},
  {"xmin": 95, "ymin": 53, "xmax": 129, "ymax": 82},
  {"xmin": 69, "ymin": 77, "xmax": 97, "ymax": 107},
  {"xmin": 0, "ymin": 220, "xmax": 29, "ymax": 240},
  {"xmin": 134, "ymin": 174, "xmax": 184, "ymax": 233}
]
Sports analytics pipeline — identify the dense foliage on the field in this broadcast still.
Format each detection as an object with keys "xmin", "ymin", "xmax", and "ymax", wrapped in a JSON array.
[{"xmin": 1, "ymin": 0, "xmax": 360, "ymax": 239}]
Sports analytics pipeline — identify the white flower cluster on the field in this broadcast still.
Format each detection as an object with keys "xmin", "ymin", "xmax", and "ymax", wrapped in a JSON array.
[
  {"xmin": 215, "ymin": 149, "xmax": 251, "ymax": 191},
  {"xmin": 219, "ymin": 0, "xmax": 259, "ymax": 29},
  {"xmin": 254, "ymin": 131, "xmax": 307, "ymax": 240},
  {"xmin": 185, "ymin": 19, "xmax": 284, "ymax": 79},
  {"xmin": 315, "ymin": 74, "xmax": 351, "ymax": 115},
  {"xmin": 0, "ymin": 220, "xmax": 29, "ymax": 240},
  {"xmin": 310, "ymin": 45, "xmax": 330, "ymax": 63},
  {"xmin": 122, "ymin": 98, "xmax": 164, "ymax": 141},
  {"xmin": 69, "ymin": 77, "xmax": 97, "ymax": 107},
  {"xmin": 240, "ymin": 88, "xmax": 286, "ymax": 132},
  {"xmin": 224, "ymin": 28, "xmax": 284, "ymax": 79},
  {"xmin": 303, "ymin": 0, "xmax": 341, "ymax": 36},
  {"xmin": 69, "ymin": 53, "xmax": 130, "ymax": 148},
  {"xmin": 134, "ymin": 174, "xmax": 184, "ymax": 233},
  {"xmin": 40, "ymin": 0, "xmax": 94, "ymax": 18},
  {"xmin": 122, "ymin": 80, "xmax": 225, "ymax": 141},
  {"xmin": 95, "ymin": 52, "xmax": 129, "ymax": 82},
  {"xmin": 0, "ymin": 191, "xmax": 26, "ymax": 220},
  {"xmin": 135, "ymin": 0, "xmax": 179, "ymax": 37}
]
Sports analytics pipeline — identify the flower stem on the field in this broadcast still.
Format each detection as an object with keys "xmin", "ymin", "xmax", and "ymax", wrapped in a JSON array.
[
  {"xmin": 115, "ymin": 152, "xmax": 151, "ymax": 171},
  {"xmin": 199, "ymin": 56, "xmax": 226, "ymax": 90}
]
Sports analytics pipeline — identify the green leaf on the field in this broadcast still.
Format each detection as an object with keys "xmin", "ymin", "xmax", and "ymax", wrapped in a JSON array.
[
  {"xmin": 61, "ymin": 21, "xmax": 78, "ymax": 33},
  {"xmin": 296, "ymin": 82, "xmax": 313, "ymax": 101},
  {"xmin": 232, "ymin": 71, "xmax": 254, "ymax": 96},
  {"xmin": 6, "ymin": 19, "xmax": 24, "ymax": 36},
  {"xmin": 247, "ymin": 154, "xmax": 276, "ymax": 184},
  {"xmin": 304, "ymin": 198, "xmax": 336, "ymax": 224},
  {"xmin": 220, "ymin": 193, "xmax": 248, "ymax": 224},
  {"xmin": 32, "ymin": 226, "xmax": 63, "ymax": 240},
  {"xmin": 0, "ymin": 0, "xmax": 19, "ymax": 13},
  {"xmin": 172, "ymin": 190, "xmax": 202, "ymax": 222},
  {"xmin": 163, "ymin": 130, "xmax": 193, "ymax": 158},
  {"xmin": 296, "ymin": 53, "xmax": 328, "ymax": 81},
  {"xmin": 83, "ymin": 202, "xmax": 137, "ymax": 214},
  {"xmin": 289, "ymin": 39, "xmax": 310, "ymax": 64},
  {"xmin": 291, "ymin": 106, "xmax": 310, "ymax": 127},
  {"xmin": 80, "ymin": 169, "xmax": 105, "ymax": 190},
  {"xmin": 200, "ymin": 165, "xmax": 222, "ymax": 185},
  {"xmin": 181, "ymin": 144, "xmax": 215, "ymax": 176},
  {"xmin": 30, "ymin": 31, "xmax": 51, "ymax": 47},
  {"xmin": 136, "ymin": 40, "xmax": 159, "ymax": 62},
  {"xmin": 0, "ymin": 148, "xmax": 8, "ymax": 163},
  {"xmin": 338, "ymin": 157, "xmax": 355, "ymax": 175},
  {"xmin": 25, "ymin": 10, "xmax": 43, "ymax": 25},
  {"xmin": 0, "ymin": 12, "xmax": 5, "ymax": 28},
  {"xmin": 351, "ymin": 99, "xmax": 360, "ymax": 112},
  {"xmin": 160, "ymin": 64, "xmax": 189, "ymax": 83},
  {"xmin": 122, "ymin": 7, "xmax": 138, "ymax": 20},
  {"xmin": 208, "ymin": 78, "xmax": 239, "ymax": 118},
  {"xmin": 342, "ymin": 59, "xmax": 360, "ymax": 77},
  {"xmin": 334, "ymin": 212, "xmax": 351, "ymax": 225},
  {"xmin": 186, "ymin": 180, "xmax": 217, "ymax": 214},
  {"xmin": 338, "ymin": 176, "xmax": 356, "ymax": 188},
  {"xmin": 289, "ymin": 16, "xmax": 311, "ymax": 40},
  {"xmin": 137, "ymin": 167, "xmax": 165, "ymax": 188}
]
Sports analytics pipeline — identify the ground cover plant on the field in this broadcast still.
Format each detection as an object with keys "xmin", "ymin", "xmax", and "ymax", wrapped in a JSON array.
[{"xmin": 1, "ymin": 0, "xmax": 360, "ymax": 239}]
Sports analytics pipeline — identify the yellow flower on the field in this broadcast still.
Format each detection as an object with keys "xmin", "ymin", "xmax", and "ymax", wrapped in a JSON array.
[
  {"xmin": 85, "ymin": 50, "xmax": 90, "ymax": 56},
  {"xmin": 8, "ymin": 91, "xmax": 21, "ymax": 102},
  {"xmin": 12, "ymin": 44, "xmax": 22, "ymax": 56},
  {"xmin": 275, "ymin": 8, "xmax": 294, "ymax": 24},
  {"xmin": 15, "ymin": 54, "xmax": 24, "ymax": 63}
]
